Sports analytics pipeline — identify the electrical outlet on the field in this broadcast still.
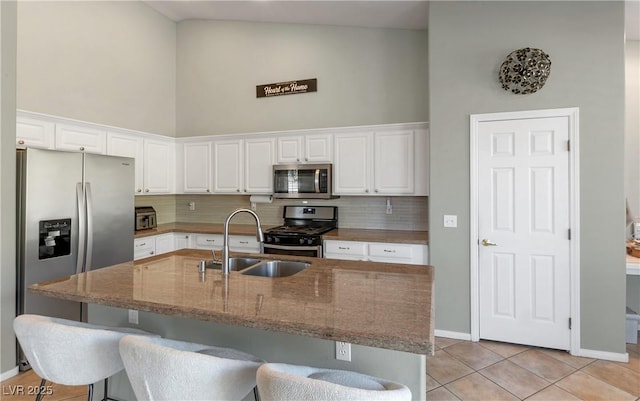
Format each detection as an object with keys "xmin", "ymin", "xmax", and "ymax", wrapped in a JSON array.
[
  {"xmin": 443, "ymin": 214, "xmax": 457, "ymax": 228},
  {"xmin": 335, "ymin": 341, "xmax": 351, "ymax": 361},
  {"xmin": 128, "ymin": 309, "xmax": 139, "ymax": 325},
  {"xmin": 188, "ymin": 202, "xmax": 196, "ymax": 211}
]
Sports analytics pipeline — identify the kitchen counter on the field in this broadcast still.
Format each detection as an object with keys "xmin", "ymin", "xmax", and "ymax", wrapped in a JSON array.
[
  {"xmin": 136, "ymin": 222, "xmax": 429, "ymax": 245},
  {"xmin": 30, "ymin": 249, "xmax": 435, "ymax": 355}
]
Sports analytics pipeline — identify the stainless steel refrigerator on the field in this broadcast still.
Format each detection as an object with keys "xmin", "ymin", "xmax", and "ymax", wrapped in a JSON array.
[{"xmin": 16, "ymin": 148, "xmax": 134, "ymax": 368}]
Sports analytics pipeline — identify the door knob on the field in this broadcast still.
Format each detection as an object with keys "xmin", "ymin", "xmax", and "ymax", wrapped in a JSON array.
[{"xmin": 481, "ymin": 239, "xmax": 497, "ymax": 246}]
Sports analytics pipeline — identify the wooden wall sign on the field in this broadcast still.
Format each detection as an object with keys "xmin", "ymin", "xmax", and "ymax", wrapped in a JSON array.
[{"xmin": 257, "ymin": 78, "xmax": 317, "ymax": 98}]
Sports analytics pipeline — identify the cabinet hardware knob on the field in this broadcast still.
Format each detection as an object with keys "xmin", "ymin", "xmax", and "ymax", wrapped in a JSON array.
[
  {"xmin": 206, "ymin": 189, "xmax": 210, "ymax": 192},
  {"xmin": 375, "ymin": 189, "xmax": 379, "ymax": 193},
  {"xmin": 79, "ymin": 146, "xmax": 85, "ymax": 151},
  {"xmin": 305, "ymin": 157, "xmax": 308, "ymax": 161},
  {"xmin": 145, "ymin": 189, "xmax": 150, "ymax": 192},
  {"xmin": 237, "ymin": 189, "xmax": 240, "ymax": 192},
  {"xmin": 136, "ymin": 189, "xmax": 142, "ymax": 193},
  {"xmin": 365, "ymin": 189, "xmax": 369, "ymax": 193},
  {"xmin": 296, "ymin": 158, "xmax": 300, "ymax": 162},
  {"xmin": 18, "ymin": 140, "xmax": 25, "ymax": 144}
]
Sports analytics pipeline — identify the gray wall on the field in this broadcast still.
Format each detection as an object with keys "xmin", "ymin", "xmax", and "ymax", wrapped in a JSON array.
[
  {"xmin": 428, "ymin": 1, "xmax": 627, "ymax": 353},
  {"xmin": 17, "ymin": 1, "xmax": 176, "ymax": 137},
  {"xmin": 176, "ymin": 20, "xmax": 428, "ymax": 137},
  {"xmin": 0, "ymin": 0, "xmax": 17, "ymax": 375}
]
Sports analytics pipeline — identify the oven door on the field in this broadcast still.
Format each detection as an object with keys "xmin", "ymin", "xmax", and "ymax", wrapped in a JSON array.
[{"xmin": 263, "ymin": 243, "xmax": 322, "ymax": 258}]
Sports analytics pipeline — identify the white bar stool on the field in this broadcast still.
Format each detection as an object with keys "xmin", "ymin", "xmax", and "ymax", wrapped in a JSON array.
[
  {"xmin": 119, "ymin": 335, "xmax": 265, "ymax": 401},
  {"xmin": 257, "ymin": 363, "xmax": 412, "ymax": 401},
  {"xmin": 13, "ymin": 314, "xmax": 157, "ymax": 401}
]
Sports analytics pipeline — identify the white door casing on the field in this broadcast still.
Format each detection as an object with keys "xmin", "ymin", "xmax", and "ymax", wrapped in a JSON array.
[{"xmin": 470, "ymin": 108, "xmax": 580, "ymax": 354}]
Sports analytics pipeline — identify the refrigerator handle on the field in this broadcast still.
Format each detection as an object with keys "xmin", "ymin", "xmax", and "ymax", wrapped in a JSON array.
[
  {"xmin": 85, "ymin": 183, "xmax": 94, "ymax": 272},
  {"xmin": 76, "ymin": 183, "xmax": 86, "ymax": 275}
]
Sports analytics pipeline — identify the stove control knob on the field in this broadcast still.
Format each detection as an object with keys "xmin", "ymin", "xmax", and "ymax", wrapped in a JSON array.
[
  {"xmin": 308, "ymin": 239, "xmax": 314, "ymax": 245},
  {"xmin": 274, "ymin": 237, "xmax": 280, "ymax": 243},
  {"xmin": 299, "ymin": 238, "xmax": 305, "ymax": 244}
]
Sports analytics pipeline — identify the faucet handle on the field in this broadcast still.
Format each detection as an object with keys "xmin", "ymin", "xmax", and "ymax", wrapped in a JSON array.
[{"xmin": 212, "ymin": 249, "xmax": 222, "ymax": 263}]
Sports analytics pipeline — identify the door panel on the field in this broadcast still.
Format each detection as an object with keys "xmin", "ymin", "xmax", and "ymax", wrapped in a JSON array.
[{"xmin": 478, "ymin": 116, "xmax": 571, "ymax": 350}]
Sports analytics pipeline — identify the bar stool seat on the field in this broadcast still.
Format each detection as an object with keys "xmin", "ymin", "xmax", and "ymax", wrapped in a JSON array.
[
  {"xmin": 13, "ymin": 314, "xmax": 156, "ymax": 401},
  {"xmin": 257, "ymin": 363, "xmax": 412, "ymax": 401},
  {"xmin": 119, "ymin": 335, "xmax": 264, "ymax": 401}
]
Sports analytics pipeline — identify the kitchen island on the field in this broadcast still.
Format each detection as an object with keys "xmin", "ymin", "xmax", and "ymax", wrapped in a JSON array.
[{"xmin": 30, "ymin": 249, "xmax": 434, "ymax": 400}]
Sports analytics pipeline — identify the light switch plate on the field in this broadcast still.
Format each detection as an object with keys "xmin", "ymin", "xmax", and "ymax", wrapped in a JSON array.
[
  {"xmin": 444, "ymin": 215, "xmax": 457, "ymax": 228},
  {"xmin": 128, "ymin": 309, "xmax": 139, "ymax": 325}
]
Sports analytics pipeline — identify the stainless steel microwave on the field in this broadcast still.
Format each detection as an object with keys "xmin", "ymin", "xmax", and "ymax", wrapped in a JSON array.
[{"xmin": 273, "ymin": 164, "xmax": 336, "ymax": 199}]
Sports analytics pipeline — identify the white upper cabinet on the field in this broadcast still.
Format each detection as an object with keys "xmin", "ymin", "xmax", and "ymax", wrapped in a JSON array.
[
  {"xmin": 373, "ymin": 130, "xmax": 414, "ymax": 195},
  {"xmin": 55, "ymin": 123, "xmax": 107, "ymax": 154},
  {"xmin": 143, "ymin": 138, "xmax": 175, "ymax": 194},
  {"xmin": 106, "ymin": 132, "xmax": 144, "ymax": 194},
  {"xmin": 333, "ymin": 132, "xmax": 372, "ymax": 195},
  {"xmin": 107, "ymin": 133, "xmax": 174, "ymax": 195},
  {"xmin": 16, "ymin": 115, "xmax": 54, "ymax": 149},
  {"xmin": 213, "ymin": 139, "xmax": 243, "ymax": 193},
  {"xmin": 334, "ymin": 129, "xmax": 422, "ymax": 196},
  {"xmin": 183, "ymin": 141, "xmax": 212, "ymax": 193},
  {"xmin": 212, "ymin": 137, "xmax": 275, "ymax": 194},
  {"xmin": 276, "ymin": 133, "xmax": 332, "ymax": 163},
  {"xmin": 244, "ymin": 137, "xmax": 275, "ymax": 194}
]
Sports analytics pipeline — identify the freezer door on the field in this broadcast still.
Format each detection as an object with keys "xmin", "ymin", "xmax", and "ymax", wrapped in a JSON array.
[
  {"xmin": 84, "ymin": 153, "xmax": 135, "ymax": 270},
  {"xmin": 18, "ymin": 148, "xmax": 83, "ymax": 320}
]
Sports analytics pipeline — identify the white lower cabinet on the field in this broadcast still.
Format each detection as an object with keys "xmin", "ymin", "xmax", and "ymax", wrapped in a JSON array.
[
  {"xmin": 324, "ymin": 240, "xmax": 428, "ymax": 265},
  {"xmin": 134, "ymin": 237, "xmax": 156, "ymax": 260},
  {"xmin": 194, "ymin": 234, "xmax": 224, "ymax": 250},
  {"xmin": 228, "ymin": 235, "xmax": 261, "ymax": 254}
]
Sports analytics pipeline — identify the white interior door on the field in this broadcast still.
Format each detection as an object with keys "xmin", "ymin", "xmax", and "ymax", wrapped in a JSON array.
[{"xmin": 477, "ymin": 115, "xmax": 572, "ymax": 350}]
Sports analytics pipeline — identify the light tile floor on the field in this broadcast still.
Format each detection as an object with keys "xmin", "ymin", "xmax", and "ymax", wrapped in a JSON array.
[
  {"xmin": 2, "ymin": 338, "xmax": 639, "ymax": 401},
  {"xmin": 427, "ymin": 337, "xmax": 640, "ymax": 401}
]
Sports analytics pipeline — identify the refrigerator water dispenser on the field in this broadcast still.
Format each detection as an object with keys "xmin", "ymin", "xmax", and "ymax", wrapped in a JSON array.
[{"xmin": 39, "ymin": 218, "xmax": 71, "ymax": 260}]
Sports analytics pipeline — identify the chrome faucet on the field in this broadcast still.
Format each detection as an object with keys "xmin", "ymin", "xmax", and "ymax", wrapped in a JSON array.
[{"xmin": 222, "ymin": 208, "xmax": 264, "ymax": 275}]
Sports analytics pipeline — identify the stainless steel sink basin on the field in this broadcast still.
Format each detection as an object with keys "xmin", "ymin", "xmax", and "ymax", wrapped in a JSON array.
[
  {"xmin": 240, "ymin": 260, "xmax": 309, "ymax": 278},
  {"xmin": 202, "ymin": 257, "xmax": 261, "ymax": 271}
]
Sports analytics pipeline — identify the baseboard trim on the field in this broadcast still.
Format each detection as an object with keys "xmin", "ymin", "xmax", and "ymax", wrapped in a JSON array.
[
  {"xmin": 0, "ymin": 366, "xmax": 19, "ymax": 381},
  {"xmin": 575, "ymin": 348, "xmax": 629, "ymax": 363},
  {"xmin": 434, "ymin": 329, "xmax": 472, "ymax": 341}
]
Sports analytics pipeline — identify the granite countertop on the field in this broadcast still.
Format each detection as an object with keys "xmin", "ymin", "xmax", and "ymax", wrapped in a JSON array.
[
  {"xmin": 136, "ymin": 222, "xmax": 429, "ymax": 245},
  {"xmin": 30, "ymin": 249, "xmax": 435, "ymax": 355}
]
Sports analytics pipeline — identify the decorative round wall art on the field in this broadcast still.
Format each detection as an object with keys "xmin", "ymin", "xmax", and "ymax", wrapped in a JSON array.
[{"xmin": 498, "ymin": 47, "xmax": 551, "ymax": 94}]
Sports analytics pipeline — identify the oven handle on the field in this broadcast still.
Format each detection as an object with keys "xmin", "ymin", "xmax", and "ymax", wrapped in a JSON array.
[{"xmin": 263, "ymin": 243, "xmax": 322, "ymax": 252}]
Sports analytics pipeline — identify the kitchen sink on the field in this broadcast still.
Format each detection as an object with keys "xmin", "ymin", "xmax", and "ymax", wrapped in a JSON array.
[
  {"xmin": 240, "ymin": 260, "xmax": 309, "ymax": 278},
  {"xmin": 202, "ymin": 257, "xmax": 261, "ymax": 271}
]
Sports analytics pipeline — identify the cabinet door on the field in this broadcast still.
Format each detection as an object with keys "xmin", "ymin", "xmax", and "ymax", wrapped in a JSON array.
[
  {"xmin": 373, "ymin": 130, "xmax": 414, "ymax": 194},
  {"xmin": 305, "ymin": 133, "xmax": 332, "ymax": 162},
  {"xmin": 55, "ymin": 123, "xmax": 106, "ymax": 154},
  {"xmin": 107, "ymin": 132, "xmax": 144, "ymax": 194},
  {"xmin": 154, "ymin": 234, "xmax": 175, "ymax": 255},
  {"xmin": 143, "ymin": 139, "xmax": 175, "ymax": 194},
  {"xmin": 333, "ymin": 133, "xmax": 372, "ymax": 195},
  {"xmin": 183, "ymin": 142, "xmax": 212, "ymax": 193},
  {"xmin": 213, "ymin": 139, "xmax": 243, "ymax": 193},
  {"xmin": 244, "ymin": 138, "xmax": 275, "ymax": 194},
  {"xmin": 276, "ymin": 136, "xmax": 303, "ymax": 163},
  {"xmin": 174, "ymin": 233, "xmax": 191, "ymax": 250},
  {"xmin": 16, "ymin": 116, "xmax": 54, "ymax": 149},
  {"xmin": 229, "ymin": 235, "xmax": 261, "ymax": 253}
]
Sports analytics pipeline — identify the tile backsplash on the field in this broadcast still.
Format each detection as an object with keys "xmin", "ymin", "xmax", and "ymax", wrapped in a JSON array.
[{"xmin": 136, "ymin": 195, "xmax": 428, "ymax": 231}]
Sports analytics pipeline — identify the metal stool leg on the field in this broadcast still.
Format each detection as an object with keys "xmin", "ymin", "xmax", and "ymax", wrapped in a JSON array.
[
  {"xmin": 253, "ymin": 386, "xmax": 260, "ymax": 401},
  {"xmin": 34, "ymin": 378, "xmax": 46, "ymax": 401},
  {"xmin": 87, "ymin": 383, "xmax": 94, "ymax": 401}
]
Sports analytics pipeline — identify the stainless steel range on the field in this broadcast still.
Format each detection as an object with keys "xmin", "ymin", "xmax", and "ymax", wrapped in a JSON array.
[{"xmin": 263, "ymin": 205, "xmax": 337, "ymax": 258}]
